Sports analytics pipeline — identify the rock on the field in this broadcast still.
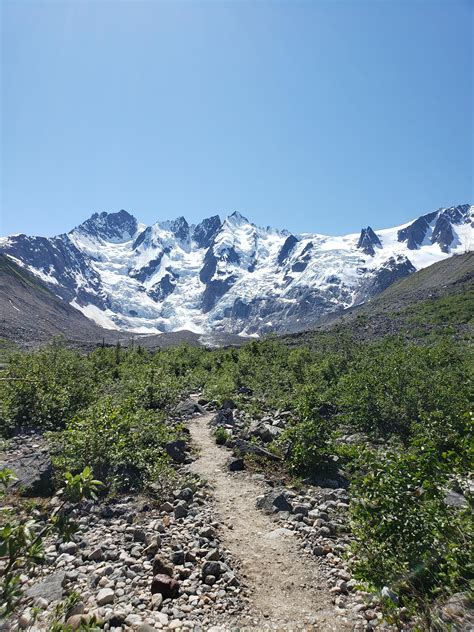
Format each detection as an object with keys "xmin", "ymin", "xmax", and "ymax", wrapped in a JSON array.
[
  {"xmin": 125, "ymin": 614, "xmax": 143, "ymax": 627},
  {"xmin": 108, "ymin": 612, "xmax": 127, "ymax": 627},
  {"xmin": 292, "ymin": 504, "xmax": 310, "ymax": 516},
  {"xmin": 175, "ymin": 399, "xmax": 205, "ymax": 417},
  {"xmin": 249, "ymin": 422, "xmax": 282, "ymax": 443},
  {"xmin": 256, "ymin": 490, "xmax": 292, "ymax": 514},
  {"xmin": 178, "ymin": 487, "xmax": 194, "ymax": 502},
  {"xmin": 152, "ymin": 555, "xmax": 174, "ymax": 577},
  {"xmin": 213, "ymin": 408, "xmax": 234, "ymax": 426},
  {"xmin": 205, "ymin": 549, "xmax": 220, "ymax": 561},
  {"xmin": 3, "ymin": 449, "xmax": 53, "ymax": 497},
  {"xmin": 171, "ymin": 551, "xmax": 185, "ymax": 565},
  {"xmin": 202, "ymin": 561, "xmax": 226, "ymax": 577},
  {"xmin": 151, "ymin": 593, "xmax": 163, "ymax": 609},
  {"xmin": 27, "ymin": 571, "xmax": 65, "ymax": 602},
  {"xmin": 174, "ymin": 501, "xmax": 188, "ymax": 519},
  {"xmin": 165, "ymin": 440, "xmax": 187, "ymax": 464},
  {"xmin": 18, "ymin": 613, "xmax": 34, "ymax": 629},
  {"xmin": 228, "ymin": 457, "xmax": 245, "ymax": 472},
  {"xmin": 381, "ymin": 586, "xmax": 398, "ymax": 604},
  {"xmin": 96, "ymin": 588, "xmax": 114, "ymax": 606},
  {"xmin": 87, "ymin": 547, "xmax": 104, "ymax": 562},
  {"xmin": 59, "ymin": 541, "xmax": 78, "ymax": 554},
  {"xmin": 232, "ymin": 438, "xmax": 281, "ymax": 461},
  {"xmin": 160, "ymin": 501, "xmax": 174, "ymax": 513},
  {"xmin": 221, "ymin": 399, "xmax": 236, "ymax": 410},
  {"xmin": 237, "ymin": 386, "xmax": 253, "ymax": 396},
  {"xmin": 444, "ymin": 490, "xmax": 468, "ymax": 509},
  {"xmin": 133, "ymin": 528, "xmax": 147, "ymax": 543},
  {"xmin": 151, "ymin": 574, "xmax": 180, "ymax": 599},
  {"xmin": 364, "ymin": 609, "xmax": 377, "ymax": 621}
]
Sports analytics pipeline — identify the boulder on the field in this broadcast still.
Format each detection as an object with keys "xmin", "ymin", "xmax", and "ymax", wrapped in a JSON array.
[
  {"xmin": 212, "ymin": 409, "xmax": 234, "ymax": 426},
  {"xmin": 175, "ymin": 399, "xmax": 205, "ymax": 417},
  {"xmin": 3, "ymin": 450, "xmax": 53, "ymax": 497},
  {"xmin": 151, "ymin": 574, "xmax": 179, "ymax": 599},
  {"xmin": 256, "ymin": 490, "xmax": 292, "ymax": 514},
  {"xmin": 27, "ymin": 571, "xmax": 65, "ymax": 602},
  {"xmin": 232, "ymin": 438, "xmax": 281, "ymax": 461},
  {"xmin": 249, "ymin": 422, "xmax": 282, "ymax": 443},
  {"xmin": 228, "ymin": 457, "xmax": 245, "ymax": 472},
  {"xmin": 164, "ymin": 440, "xmax": 187, "ymax": 464}
]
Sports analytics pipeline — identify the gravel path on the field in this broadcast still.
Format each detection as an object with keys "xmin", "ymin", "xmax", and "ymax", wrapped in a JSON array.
[{"xmin": 189, "ymin": 410, "xmax": 354, "ymax": 631}]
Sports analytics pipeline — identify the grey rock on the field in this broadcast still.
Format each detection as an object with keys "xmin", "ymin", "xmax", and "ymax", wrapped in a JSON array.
[
  {"xmin": 256, "ymin": 490, "xmax": 292, "ymax": 514},
  {"xmin": 444, "ymin": 490, "xmax": 468, "ymax": 509},
  {"xmin": 96, "ymin": 588, "xmax": 114, "ymax": 606},
  {"xmin": 174, "ymin": 501, "xmax": 188, "ymax": 519},
  {"xmin": 27, "ymin": 571, "xmax": 65, "ymax": 602},
  {"xmin": 228, "ymin": 457, "xmax": 245, "ymax": 472}
]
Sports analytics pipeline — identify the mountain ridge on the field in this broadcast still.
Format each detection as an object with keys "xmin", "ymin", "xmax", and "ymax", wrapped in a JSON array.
[{"xmin": 1, "ymin": 204, "xmax": 472, "ymax": 335}]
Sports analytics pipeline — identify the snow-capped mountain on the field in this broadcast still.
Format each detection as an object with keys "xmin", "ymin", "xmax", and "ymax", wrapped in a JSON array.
[{"xmin": 1, "ymin": 205, "xmax": 472, "ymax": 335}]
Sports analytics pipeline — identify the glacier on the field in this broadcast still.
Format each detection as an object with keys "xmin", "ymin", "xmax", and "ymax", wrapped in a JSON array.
[{"xmin": 0, "ymin": 205, "xmax": 472, "ymax": 335}]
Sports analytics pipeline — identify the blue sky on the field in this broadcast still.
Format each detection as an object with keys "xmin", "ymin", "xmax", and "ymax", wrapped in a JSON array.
[{"xmin": 1, "ymin": 0, "xmax": 472, "ymax": 237}]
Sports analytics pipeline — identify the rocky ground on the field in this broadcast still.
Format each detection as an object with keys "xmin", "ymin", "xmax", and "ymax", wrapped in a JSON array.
[{"xmin": 2, "ymin": 398, "xmax": 470, "ymax": 631}]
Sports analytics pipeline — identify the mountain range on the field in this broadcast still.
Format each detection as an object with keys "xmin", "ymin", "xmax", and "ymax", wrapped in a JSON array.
[{"xmin": 0, "ymin": 204, "xmax": 472, "ymax": 336}]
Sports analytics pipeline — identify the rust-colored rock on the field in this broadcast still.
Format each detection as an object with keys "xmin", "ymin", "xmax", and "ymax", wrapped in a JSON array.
[{"xmin": 151, "ymin": 574, "xmax": 179, "ymax": 599}]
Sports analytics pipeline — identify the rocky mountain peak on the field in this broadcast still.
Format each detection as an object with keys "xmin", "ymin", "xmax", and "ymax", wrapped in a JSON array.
[
  {"xmin": 225, "ymin": 211, "xmax": 250, "ymax": 227},
  {"xmin": 192, "ymin": 215, "xmax": 222, "ymax": 249},
  {"xmin": 357, "ymin": 226, "xmax": 382, "ymax": 256},
  {"xmin": 72, "ymin": 210, "xmax": 138, "ymax": 243}
]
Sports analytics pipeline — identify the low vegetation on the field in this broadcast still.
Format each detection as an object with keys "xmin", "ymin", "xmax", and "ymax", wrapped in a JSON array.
[{"xmin": 0, "ymin": 290, "xmax": 472, "ymax": 627}]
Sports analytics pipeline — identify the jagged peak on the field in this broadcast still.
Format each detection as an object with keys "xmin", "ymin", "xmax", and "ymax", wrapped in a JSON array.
[
  {"xmin": 72, "ymin": 209, "xmax": 138, "ymax": 243},
  {"xmin": 225, "ymin": 211, "xmax": 251, "ymax": 226},
  {"xmin": 357, "ymin": 226, "xmax": 382, "ymax": 256},
  {"xmin": 193, "ymin": 215, "xmax": 222, "ymax": 249}
]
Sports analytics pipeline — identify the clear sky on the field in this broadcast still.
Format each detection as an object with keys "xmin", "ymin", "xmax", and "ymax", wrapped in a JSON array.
[{"xmin": 1, "ymin": 0, "xmax": 472, "ymax": 238}]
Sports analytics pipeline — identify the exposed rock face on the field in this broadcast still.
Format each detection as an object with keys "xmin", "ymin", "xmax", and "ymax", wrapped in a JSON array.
[
  {"xmin": 277, "ymin": 234, "xmax": 298, "ymax": 265},
  {"xmin": 357, "ymin": 226, "xmax": 381, "ymax": 256},
  {"xmin": 192, "ymin": 215, "xmax": 222, "ymax": 249},
  {"xmin": 398, "ymin": 211, "xmax": 438, "ymax": 249}
]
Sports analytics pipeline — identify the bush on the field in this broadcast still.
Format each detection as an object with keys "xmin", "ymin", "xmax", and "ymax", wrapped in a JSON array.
[
  {"xmin": 49, "ymin": 398, "xmax": 180, "ymax": 491},
  {"xmin": 349, "ymin": 446, "xmax": 473, "ymax": 615},
  {"xmin": 214, "ymin": 427, "xmax": 230, "ymax": 445},
  {"xmin": 0, "ymin": 346, "xmax": 95, "ymax": 435}
]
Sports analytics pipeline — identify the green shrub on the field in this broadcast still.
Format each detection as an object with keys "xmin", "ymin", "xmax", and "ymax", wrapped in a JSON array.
[
  {"xmin": 214, "ymin": 427, "xmax": 230, "ymax": 445},
  {"xmin": 49, "ymin": 398, "xmax": 180, "ymax": 491},
  {"xmin": 349, "ymin": 447, "xmax": 473, "ymax": 613},
  {"xmin": 0, "ymin": 346, "xmax": 96, "ymax": 435}
]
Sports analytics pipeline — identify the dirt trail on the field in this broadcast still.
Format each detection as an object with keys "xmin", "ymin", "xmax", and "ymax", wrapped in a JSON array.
[{"xmin": 189, "ymin": 409, "xmax": 353, "ymax": 631}]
